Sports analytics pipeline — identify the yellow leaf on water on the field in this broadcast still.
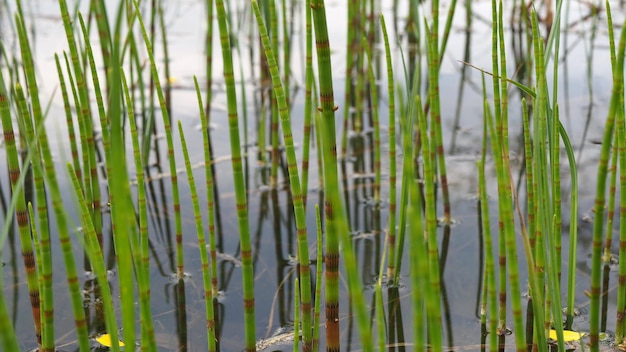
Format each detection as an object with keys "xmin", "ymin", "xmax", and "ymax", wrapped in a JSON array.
[
  {"xmin": 96, "ymin": 333, "xmax": 125, "ymax": 347},
  {"xmin": 548, "ymin": 329, "xmax": 583, "ymax": 342}
]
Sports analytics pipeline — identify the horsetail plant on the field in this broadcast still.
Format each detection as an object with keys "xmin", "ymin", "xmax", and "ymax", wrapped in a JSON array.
[
  {"xmin": 310, "ymin": 0, "xmax": 349, "ymax": 349},
  {"xmin": 478, "ymin": 93, "xmax": 497, "ymax": 352},
  {"xmin": 362, "ymin": 36, "xmax": 381, "ymax": 203},
  {"xmin": 132, "ymin": 0, "xmax": 185, "ymax": 278},
  {"xmin": 178, "ymin": 120, "xmax": 217, "ymax": 352},
  {"xmin": 251, "ymin": 2, "xmax": 313, "ymax": 348},
  {"xmin": 67, "ymin": 163, "xmax": 121, "ymax": 352},
  {"xmin": 214, "ymin": 0, "xmax": 256, "ymax": 349},
  {"xmin": 195, "ymin": 76, "xmax": 219, "ymax": 297},
  {"xmin": 587, "ymin": 3, "xmax": 626, "ymax": 349},
  {"xmin": 300, "ymin": 0, "xmax": 314, "ymax": 207},
  {"xmin": 312, "ymin": 204, "xmax": 323, "ymax": 352},
  {"xmin": 0, "ymin": 77, "xmax": 42, "ymax": 350},
  {"xmin": 16, "ymin": 7, "xmax": 105, "ymax": 347},
  {"xmin": 380, "ymin": 15, "xmax": 397, "ymax": 281},
  {"xmin": 121, "ymin": 71, "xmax": 157, "ymax": 352}
]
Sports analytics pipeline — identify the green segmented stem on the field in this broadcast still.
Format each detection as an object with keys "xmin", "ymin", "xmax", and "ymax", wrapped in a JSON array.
[
  {"xmin": 0, "ymin": 81, "xmax": 42, "ymax": 349},
  {"xmin": 403, "ymin": 101, "xmax": 426, "ymax": 352},
  {"xmin": 55, "ymin": 54, "xmax": 82, "ymax": 184},
  {"xmin": 132, "ymin": 0, "xmax": 185, "ymax": 277},
  {"xmin": 522, "ymin": 96, "xmax": 536, "ymax": 260},
  {"xmin": 270, "ymin": 0, "xmax": 280, "ymax": 188},
  {"xmin": 90, "ymin": 0, "xmax": 112, "ymax": 85},
  {"xmin": 489, "ymin": 5, "xmax": 528, "ymax": 349},
  {"xmin": 67, "ymin": 163, "xmax": 121, "ymax": 352},
  {"xmin": 194, "ymin": 76, "xmax": 219, "ymax": 297},
  {"xmin": 177, "ymin": 120, "xmax": 217, "ymax": 352},
  {"xmin": 0, "ymin": 264, "xmax": 19, "ymax": 351},
  {"xmin": 312, "ymin": 205, "xmax": 323, "ymax": 352},
  {"xmin": 530, "ymin": 5, "xmax": 549, "ymax": 336},
  {"xmin": 375, "ymin": 229, "xmax": 387, "ymax": 352},
  {"xmin": 484, "ymin": 95, "xmax": 528, "ymax": 352},
  {"xmin": 121, "ymin": 72, "xmax": 157, "ymax": 352},
  {"xmin": 478, "ymin": 157, "xmax": 497, "ymax": 352},
  {"xmin": 353, "ymin": 0, "xmax": 365, "ymax": 135},
  {"xmin": 20, "ymin": 6, "xmax": 101, "ymax": 346},
  {"xmin": 380, "ymin": 15, "xmax": 397, "ymax": 280},
  {"xmin": 57, "ymin": 0, "xmax": 97, "ymax": 227},
  {"xmin": 293, "ymin": 277, "xmax": 300, "ymax": 352},
  {"xmin": 604, "ymin": 135, "xmax": 618, "ymax": 263},
  {"xmin": 340, "ymin": 0, "xmax": 356, "ymax": 158},
  {"xmin": 301, "ymin": 0, "xmax": 314, "ymax": 207},
  {"xmin": 489, "ymin": 0, "xmax": 506, "ymax": 331},
  {"xmin": 77, "ymin": 13, "xmax": 104, "ymax": 264},
  {"xmin": 392, "ymin": 79, "xmax": 413, "ymax": 284},
  {"xmin": 362, "ymin": 36, "xmax": 381, "ymax": 203},
  {"xmin": 16, "ymin": 79, "xmax": 91, "ymax": 352},
  {"xmin": 205, "ymin": 0, "xmax": 214, "ymax": 119},
  {"xmin": 13, "ymin": 86, "xmax": 49, "ymax": 352},
  {"xmin": 617, "ymin": 63, "xmax": 626, "ymax": 344},
  {"xmin": 310, "ymin": 0, "xmax": 350, "ymax": 349},
  {"xmin": 416, "ymin": 95, "xmax": 443, "ymax": 351},
  {"xmin": 281, "ymin": 0, "xmax": 290, "ymax": 109},
  {"xmin": 602, "ymin": 4, "xmax": 626, "ymax": 347},
  {"xmin": 214, "ymin": 0, "xmax": 256, "ymax": 349},
  {"xmin": 428, "ymin": 0, "xmax": 451, "ymax": 223},
  {"xmin": 251, "ymin": 2, "xmax": 313, "ymax": 348},
  {"xmin": 158, "ymin": 2, "xmax": 172, "ymax": 113}
]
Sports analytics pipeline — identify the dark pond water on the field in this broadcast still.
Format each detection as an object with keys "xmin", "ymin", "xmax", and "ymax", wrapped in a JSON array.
[{"xmin": 2, "ymin": 0, "xmax": 626, "ymax": 351}]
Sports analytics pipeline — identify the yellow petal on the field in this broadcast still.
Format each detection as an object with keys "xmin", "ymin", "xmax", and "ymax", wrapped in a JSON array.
[
  {"xmin": 548, "ymin": 329, "xmax": 583, "ymax": 342},
  {"xmin": 96, "ymin": 333, "xmax": 126, "ymax": 347}
]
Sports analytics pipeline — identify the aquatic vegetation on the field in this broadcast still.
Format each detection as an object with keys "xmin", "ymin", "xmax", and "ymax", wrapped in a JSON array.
[{"xmin": 0, "ymin": 0, "xmax": 624, "ymax": 352}]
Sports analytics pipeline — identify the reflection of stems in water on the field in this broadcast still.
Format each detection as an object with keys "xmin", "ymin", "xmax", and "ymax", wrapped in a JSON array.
[
  {"xmin": 449, "ymin": 0, "xmax": 472, "ymax": 154},
  {"xmin": 601, "ymin": 264, "xmax": 610, "ymax": 333},
  {"xmin": 312, "ymin": 205, "xmax": 323, "ymax": 351},
  {"xmin": 147, "ymin": 165, "xmax": 176, "ymax": 274},
  {"xmin": 525, "ymin": 300, "xmax": 534, "ymax": 351},
  {"xmin": 388, "ymin": 287, "xmax": 406, "ymax": 352},
  {"xmin": 269, "ymin": 189, "xmax": 289, "ymax": 327},
  {"xmin": 175, "ymin": 280, "xmax": 188, "ymax": 352},
  {"xmin": 340, "ymin": 1, "xmax": 356, "ymax": 159},
  {"xmin": 576, "ymin": 1, "xmax": 599, "ymax": 161},
  {"xmin": 440, "ymin": 278, "xmax": 453, "ymax": 349},
  {"xmin": 341, "ymin": 158, "xmax": 352, "ymax": 231}
]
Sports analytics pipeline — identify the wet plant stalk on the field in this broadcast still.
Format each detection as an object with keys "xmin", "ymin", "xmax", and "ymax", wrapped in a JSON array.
[
  {"xmin": 362, "ymin": 36, "xmax": 381, "ymax": 203},
  {"xmin": 310, "ymin": 0, "xmax": 347, "ymax": 350},
  {"xmin": 312, "ymin": 205, "xmax": 323, "ymax": 352},
  {"xmin": 16, "ymin": 7, "xmax": 94, "ymax": 351},
  {"xmin": 214, "ymin": 0, "xmax": 256, "ymax": 349},
  {"xmin": 301, "ymin": 0, "xmax": 314, "ymax": 207},
  {"xmin": 195, "ymin": 76, "xmax": 219, "ymax": 297},
  {"xmin": 589, "ymin": 5, "xmax": 626, "ymax": 350},
  {"xmin": 251, "ymin": 2, "xmax": 313, "ymax": 348},
  {"xmin": 380, "ymin": 15, "xmax": 397, "ymax": 280},
  {"xmin": 132, "ymin": 0, "xmax": 185, "ymax": 278},
  {"xmin": 416, "ymin": 95, "xmax": 443, "ymax": 351},
  {"xmin": 178, "ymin": 121, "xmax": 217, "ymax": 352},
  {"xmin": 67, "ymin": 163, "xmax": 121, "ymax": 352},
  {"xmin": 0, "ymin": 80, "xmax": 42, "ymax": 349},
  {"xmin": 428, "ymin": 0, "xmax": 452, "ymax": 223},
  {"xmin": 122, "ymin": 72, "xmax": 157, "ymax": 352}
]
